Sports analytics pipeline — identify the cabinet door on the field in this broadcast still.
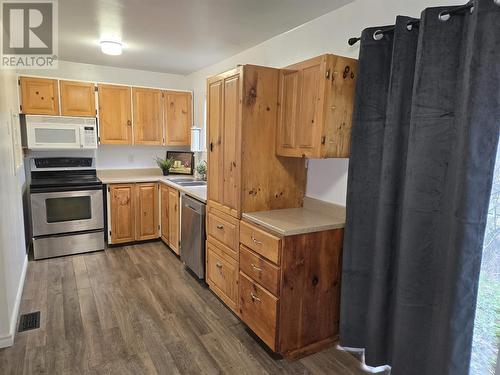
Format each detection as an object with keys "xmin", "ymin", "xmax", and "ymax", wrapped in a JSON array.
[
  {"xmin": 168, "ymin": 187, "xmax": 179, "ymax": 254},
  {"xmin": 135, "ymin": 183, "xmax": 159, "ymax": 241},
  {"xmin": 295, "ymin": 59, "xmax": 324, "ymax": 155},
  {"xmin": 133, "ymin": 87, "xmax": 162, "ymax": 145},
  {"xmin": 110, "ymin": 184, "xmax": 135, "ymax": 244},
  {"xmin": 98, "ymin": 84, "xmax": 132, "ymax": 145},
  {"xmin": 164, "ymin": 90, "xmax": 192, "ymax": 146},
  {"xmin": 276, "ymin": 69, "xmax": 300, "ymax": 156},
  {"xmin": 20, "ymin": 77, "xmax": 59, "ymax": 115},
  {"xmin": 221, "ymin": 74, "xmax": 240, "ymax": 213},
  {"xmin": 207, "ymin": 79, "xmax": 223, "ymax": 205},
  {"xmin": 160, "ymin": 184, "xmax": 169, "ymax": 244},
  {"xmin": 60, "ymin": 80, "xmax": 96, "ymax": 117},
  {"xmin": 206, "ymin": 241, "xmax": 239, "ymax": 312}
]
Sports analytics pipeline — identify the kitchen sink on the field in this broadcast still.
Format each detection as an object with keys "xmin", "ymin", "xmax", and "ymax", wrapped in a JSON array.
[{"xmin": 175, "ymin": 181, "xmax": 207, "ymax": 187}]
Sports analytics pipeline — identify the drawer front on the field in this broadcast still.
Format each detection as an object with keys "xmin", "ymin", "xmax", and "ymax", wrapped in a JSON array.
[
  {"xmin": 239, "ymin": 272, "xmax": 278, "ymax": 351},
  {"xmin": 207, "ymin": 210, "xmax": 238, "ymax": 250},
  {"xmin": 240, "ymin": 221, "xmax": 281, "ymax": 264},
  {"xmin": 206, "ymin": 241, "xmax": 238, "ymax": 312},
  {"xmin": 240, "ymin": 245, "xmax": 280, "ymax": 296}
]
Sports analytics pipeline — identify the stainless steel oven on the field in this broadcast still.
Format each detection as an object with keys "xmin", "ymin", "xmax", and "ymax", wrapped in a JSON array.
[
  {"xmin": 31, "ymin": 188, "xmax": 103, "ymax": 236},
  {"xmin": 29, "ymin": 157, "xmax": 105, "ymax": 260}
]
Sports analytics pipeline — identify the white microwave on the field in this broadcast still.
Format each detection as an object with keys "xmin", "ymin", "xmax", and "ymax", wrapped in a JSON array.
[{"xmin": 26, "ymin": 115, "xmax": 98, "ymax": 150}]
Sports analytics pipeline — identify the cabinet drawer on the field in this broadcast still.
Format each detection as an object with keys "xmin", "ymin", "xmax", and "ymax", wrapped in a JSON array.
[
  {"xmin": 240, "ymin": 221, "xmax": 281, "ymax": 264},
  {"xmin": 206, "ymin": 241, "xmax": 238, "ymax": 312},
  {"xmin": 240, "ymin": 245, "xmax": 280, "ymax": 296},
  {"xmin": 207, "ymin": 209, "xmax": 239, "ymax": 250},
  {"xmin": 239, "ymin": 272, "xmax": 278, "ymax": 351}
]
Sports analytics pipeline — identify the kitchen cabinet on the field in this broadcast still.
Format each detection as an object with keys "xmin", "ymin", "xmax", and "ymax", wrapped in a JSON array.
[
  {"xmin": 19, "ymin": 77, "xmax": 59, "ymax": 115},
  {"xmin": 135, "ymin": 183, "xmax": 159, "ymax": 241},
  {"xmin": 167, "ymin": 186, "xmax": 180, "ymax": 254},
  {"xmin": 160, "ymin": 184, "xmax": 169, "ymax": 244},
  {"xmin": 133, "ymin": 87, "xmax": 162, "ymax": 145},
  {"xmin": 206, "ymin": 239, "xmax": 239, "ymax": 312},
  {"xmin": 60, "ymin": 80, "xmax": 96, "ymax": 117},
  {"xmin": 238, "ymin": 220, "xmax": 344, "ymax": 358},
  {"xmin": 159, "ymin": 184, "xmax": 181, "ymax": 254},
  {"xmin": 98, "ymin": 84, "xmax": 132, "ymax": 145},
  {"xmin": 163, "ymin": 90, "xmax": 192, "ymax": 146},
  {"xmin": 276, "ymin": 54, "xmax": 358, "ymax": 158},
  {"xmin": 206, "ymin": 65, "xmax": 307, "ymax": 219},
  {"xmin": 108, "ymin": 183, "xmax": 159, "ymax": 244},
  {"xmin": 205, "ymin": 64, "xmax": 307, "ymax": 315},
  {"xmin": 109, "ymin": 184, "xmax": 135, "ymax": 244}
]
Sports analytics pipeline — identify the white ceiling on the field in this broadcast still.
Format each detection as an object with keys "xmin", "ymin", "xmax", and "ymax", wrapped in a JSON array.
[{"xmin": 58, "ymin": 0, "xmax": 351, "ymax": 75}]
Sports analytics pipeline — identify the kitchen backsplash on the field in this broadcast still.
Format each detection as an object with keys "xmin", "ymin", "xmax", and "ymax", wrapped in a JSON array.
[{"xmin": 26, "ymin": 146, "xmax": 207, "ymax": 174}]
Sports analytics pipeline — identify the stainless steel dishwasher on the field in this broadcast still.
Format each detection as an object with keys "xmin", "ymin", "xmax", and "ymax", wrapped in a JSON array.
[{"xmin": 180, "ymin": 194, "xmax": 206, "ymax": 279}]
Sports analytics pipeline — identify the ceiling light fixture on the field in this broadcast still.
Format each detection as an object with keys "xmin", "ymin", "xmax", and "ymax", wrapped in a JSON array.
[{"xmin": 100, "ymin": 40, "xmax": 122, "ymax": 56}]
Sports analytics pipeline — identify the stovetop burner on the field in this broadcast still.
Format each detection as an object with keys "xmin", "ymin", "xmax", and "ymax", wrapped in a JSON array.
[{"xmin": 30, "ymin": 157, "xmax": 102, "ymax": 191}]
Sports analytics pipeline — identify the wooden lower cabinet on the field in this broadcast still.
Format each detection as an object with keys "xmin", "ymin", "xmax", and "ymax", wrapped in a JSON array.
[
  {"xmin": 160, "ymin": 184, "xmax": 169, "ymax": 243},
  {"xmin": 159, "ymin": 184, "xmax": 180, "ymax": 254},
  {"xmin": 238, "ymin": 220, "xmax": 344, "ymax": 358},
  {"xmin": 135, "ymin": 183, "xmax": 159, "ymax": 241},
  {"xmin": 206, "ymin": 240, "xmax": 239, "ymax": 313},
  {"xmin": 239, "ymin": 271, "xmax": 279, "ymax": 350},
  {"xmin": 109, "ymin": 182, "xmax": 159, "ymax": 244},
  {"xmin": 167, "ymin": 187, "xmax": 180, "ymax": 254},
  {"xmin": 205, "ymin": 204, "xmax": 240, "ymax": 313},
  {"xmin": 109, "ymin": 184, "xmax": 136, "ymax": 244}
]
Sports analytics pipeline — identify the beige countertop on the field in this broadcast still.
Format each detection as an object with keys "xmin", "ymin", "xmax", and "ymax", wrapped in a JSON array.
[
  {"xmin": 97, "ymin": 168, "xmax": 207, "ymax": 203},
  {"xmin": 242, "ymin": 197, "xmax": 346, "ymax": 236}
]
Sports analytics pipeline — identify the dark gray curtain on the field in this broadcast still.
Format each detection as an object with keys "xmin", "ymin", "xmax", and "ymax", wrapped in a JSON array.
[{"xmin": 340, "ymin": 1, "xmax": 500, "ymax": 374}]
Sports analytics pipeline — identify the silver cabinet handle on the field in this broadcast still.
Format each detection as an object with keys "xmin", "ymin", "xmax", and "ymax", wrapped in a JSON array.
[
  {"xmin": 251, "ymin": 237, "xmax": 262, "ymax": 245},
  {"xmin": 250, "ymin": 292, "xmax": 261, "ymax": 302},
  {"xmin": 216, "ymin": 225, "xmax": 224, "ymax": 230},
  {"xmin": 216, "ymin": 262, "xmax": 222, "ymax": 269},
  {"xmin": 251, "ymin": 264, "xmax": 262, "ymax": 272}
]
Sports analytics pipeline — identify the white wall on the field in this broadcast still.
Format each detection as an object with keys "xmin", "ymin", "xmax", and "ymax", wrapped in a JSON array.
[
  {"xmin": 0, "ymin": 69, "xmax": 28, "ymax": 347},
  {"xmin": 187, "ymin": 0, "xmax": 462, "ymax": 205},
  {"xmin": 22, "ymin": 60, "xmax": 192, "ymax": 169}
]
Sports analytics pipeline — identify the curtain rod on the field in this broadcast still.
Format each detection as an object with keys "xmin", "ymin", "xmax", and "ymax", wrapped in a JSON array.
[{"xmin": 347, "ymin": 2, "xmax": 474, "ymax": 46}]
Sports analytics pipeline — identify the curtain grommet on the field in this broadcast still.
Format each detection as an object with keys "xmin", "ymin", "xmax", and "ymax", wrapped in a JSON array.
[
  {"xmin": 406, "ymin": 23, "xmax": 413, "ymax": 31},
  {"xmin": 438, "ymin": 11, "xmax": 451, "ymax": 22},
  {"xmin": 373, "ymin": 30, "xmax": 384, "ymax": 41}
]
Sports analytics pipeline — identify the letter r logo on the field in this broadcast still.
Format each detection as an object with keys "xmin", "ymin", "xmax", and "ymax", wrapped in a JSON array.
[{"xmin": 2, "ymin": 2, "xmax": 53, "ymax": 54}]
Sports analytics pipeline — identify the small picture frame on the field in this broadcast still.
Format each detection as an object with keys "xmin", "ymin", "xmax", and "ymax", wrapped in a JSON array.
[{"xmin": 166, "ymin": 151, "xmax": 194, "ymax": 175}]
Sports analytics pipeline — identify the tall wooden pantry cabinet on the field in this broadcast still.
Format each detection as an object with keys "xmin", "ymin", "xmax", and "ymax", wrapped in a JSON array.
[{"xmin": 205, "ymin": 65, "xmax": 307, "ymax": 314}]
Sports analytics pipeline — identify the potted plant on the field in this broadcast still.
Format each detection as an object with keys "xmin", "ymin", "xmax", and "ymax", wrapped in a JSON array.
[
  {"xmin": 195, "ymin": 160, "xmax": 207, "ymax": 181},
  {"xmin": 155, "ymin": 156, "xmax": 175, "ymax": 176}
]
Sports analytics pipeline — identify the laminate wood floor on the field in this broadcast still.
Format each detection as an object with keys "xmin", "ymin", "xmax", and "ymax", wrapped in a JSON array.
[{"xmin": 0, "ymin": 241, "xmax": 378, "ymax": 375}]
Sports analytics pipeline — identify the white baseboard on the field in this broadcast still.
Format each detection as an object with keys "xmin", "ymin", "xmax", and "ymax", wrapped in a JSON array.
[{"xmin": 0, "ymin": 255, "xmax": 28, "ymax": 348}]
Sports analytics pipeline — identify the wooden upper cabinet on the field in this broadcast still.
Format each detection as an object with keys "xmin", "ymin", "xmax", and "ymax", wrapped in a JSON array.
[
  {"xmin": 163, "ymin": 90, "xmax": 192, "ymax": 146},
  {"xmin": 160, "ymin": 184, "xmax": 169, "ymax": 244},
  {"xmin": 20, "ymin": 77, "xmax": 59, "ymax": 115},
  {"xmin": 168, "ymin": 187, "xmax": 180, "ymax": 254},
  {"xmin": 133, "ymin": 87, "xmax": 162, "ymax": 145},
  {"xmin": 135, "ymin": 183, "xmax": 159, "ymax": 241},
  {"xmin": 206, "ymin": 65, "xmax": 306, "ymax": 219},
  {"xmin": 60, "ymin": 80, "xmax": 96, "ymax": 117},
  {"xmin": 207, "ymin": 80, "xmax": 223, "ymax": 205},
  {"xmin": 221, "ymin": 74, "xmax": 240, "ymax": 213},
  {"xmin": 98, "ymin": 84, "xmax": 132, "ymax": 145},
  {"xmin": 277, "ymin": 54, "xmax": 358, "ymax": 158},
  {"xmin": 276, "ymin": 69, "xmax": 300, "ymax": 151},
  {"xmin": 110, "ymin": 184, "xmax": 135, "ymax": 244}
]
